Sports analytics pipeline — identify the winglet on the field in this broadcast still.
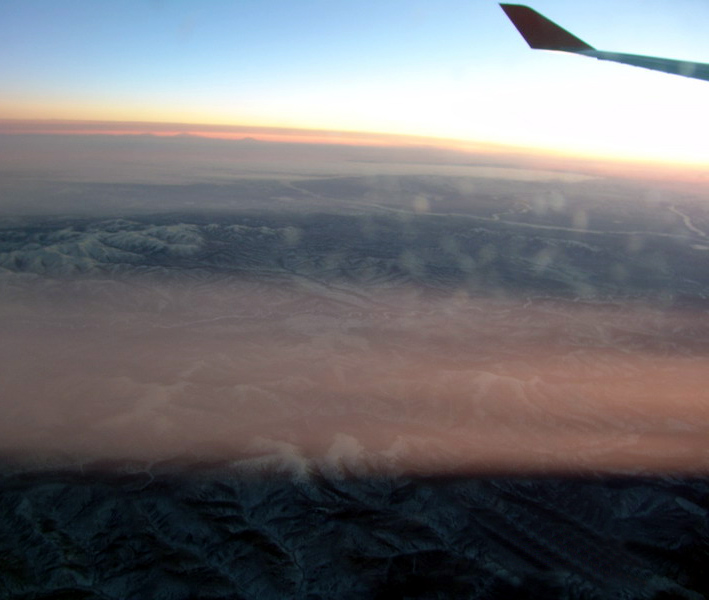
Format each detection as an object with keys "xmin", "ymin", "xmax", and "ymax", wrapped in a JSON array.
[{"xmin": 500, "ymin": 4, "xmax": 594, "ymax": 52}]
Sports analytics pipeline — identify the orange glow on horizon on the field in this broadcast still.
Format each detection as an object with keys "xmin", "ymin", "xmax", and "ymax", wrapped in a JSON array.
[
  {"xmin": 0, "ymin": 118, "xmax": 506, "ymax": 151},
  {"xmin": 1, "ymin": 118, "xmax": 708, "ymax": 185}
]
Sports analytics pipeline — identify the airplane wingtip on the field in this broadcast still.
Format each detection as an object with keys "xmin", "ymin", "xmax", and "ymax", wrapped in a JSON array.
[{"xmin": 500, "ymin": 4, "xmax": 594, "ymax": 52}]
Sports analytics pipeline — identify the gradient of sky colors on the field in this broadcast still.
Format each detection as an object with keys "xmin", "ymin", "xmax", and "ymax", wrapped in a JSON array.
[{"xmin": 2, "ymin": 0, "xmax": 709, "ymax": 164}]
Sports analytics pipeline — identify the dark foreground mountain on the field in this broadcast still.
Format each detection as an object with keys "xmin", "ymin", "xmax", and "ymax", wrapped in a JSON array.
[{"xmin": 1, "ymin": 465, "xmax": 708, "ymax": 600}]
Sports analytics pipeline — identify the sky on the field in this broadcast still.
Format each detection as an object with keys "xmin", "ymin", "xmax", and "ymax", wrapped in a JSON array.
[{"xmin": 2, "ymin": 0, "xmax": 709, "ymax": 165}]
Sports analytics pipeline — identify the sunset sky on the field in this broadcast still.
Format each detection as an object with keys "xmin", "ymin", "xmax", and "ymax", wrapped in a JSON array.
[{"xmin": 2, "ymin": 0, "xmax": 709, "ymax": 165}]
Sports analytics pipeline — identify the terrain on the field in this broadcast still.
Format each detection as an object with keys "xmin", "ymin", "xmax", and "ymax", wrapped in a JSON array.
[{"xmin": 1, "ymin": 136, "xmax": 708, "ymax": 598}]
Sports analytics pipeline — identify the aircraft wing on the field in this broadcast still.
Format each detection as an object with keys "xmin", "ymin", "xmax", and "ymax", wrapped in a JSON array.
[{"xmin": 500, "ymin": 4, "xmax": 709, "ymax": 82}]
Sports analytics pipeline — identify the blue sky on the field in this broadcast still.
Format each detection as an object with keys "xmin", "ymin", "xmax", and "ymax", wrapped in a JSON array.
[{"xmin": 2, "ymin": 0, "xmax": 709, "ymax": 163}]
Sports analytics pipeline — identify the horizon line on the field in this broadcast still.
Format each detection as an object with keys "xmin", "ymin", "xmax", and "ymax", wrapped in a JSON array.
[
  {"xmin": 0, "ymin": 118, "xmax": 509, "ymax": 153},
  {"xmin": 1, "ymin": 118, "xmax": 707, "ymax": 182}
]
